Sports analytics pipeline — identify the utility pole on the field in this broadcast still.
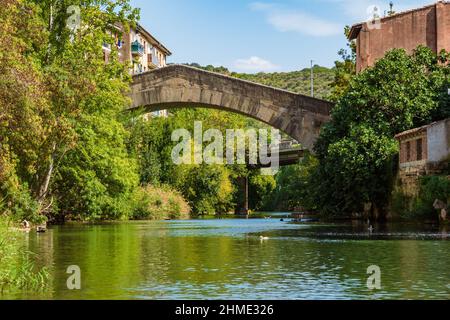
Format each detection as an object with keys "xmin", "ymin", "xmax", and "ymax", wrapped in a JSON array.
[{"xmin": 310, "ymin": 60, "xmax": 314, "ymax": 98}]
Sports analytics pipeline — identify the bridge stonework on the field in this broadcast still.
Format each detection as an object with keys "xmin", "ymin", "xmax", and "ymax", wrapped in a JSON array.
[{"xmin": 129, "ymin": 65, "xmax": 333, "ymax": 150}]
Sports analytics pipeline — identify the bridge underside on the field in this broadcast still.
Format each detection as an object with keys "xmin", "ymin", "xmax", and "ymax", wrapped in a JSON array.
[{"xmin": 129, "ymin": 65, "xmax": 333, "ymax": 150}]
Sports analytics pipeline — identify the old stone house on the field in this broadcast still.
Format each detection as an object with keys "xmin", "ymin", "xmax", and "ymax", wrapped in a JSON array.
[
  {"xmin": 395, "ymin": 118, "xmax": 450, "ymax": 175},
  {"xmin": 394, "ymin": 119, "xmax": 450, "ymax": 221}
]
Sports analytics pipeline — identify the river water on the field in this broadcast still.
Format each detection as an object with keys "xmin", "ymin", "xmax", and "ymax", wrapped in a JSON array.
[{"xmin": 3, "ymin": 216, "xmax": 450, "ymax": 300}]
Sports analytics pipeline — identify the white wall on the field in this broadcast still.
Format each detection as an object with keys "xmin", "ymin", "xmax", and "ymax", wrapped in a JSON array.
[{"xmin": 427, "ymin": 119, "xmax": 450, "ymax": 163}]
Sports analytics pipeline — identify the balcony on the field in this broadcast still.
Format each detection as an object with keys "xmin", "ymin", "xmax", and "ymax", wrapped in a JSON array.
[
  {"xmin": 147, "ymin": 54, "xmax": 158, "ymax": 69},
  {"xmin": 131, "ymin": 41, "xmax": 144, "ymax": 56}
]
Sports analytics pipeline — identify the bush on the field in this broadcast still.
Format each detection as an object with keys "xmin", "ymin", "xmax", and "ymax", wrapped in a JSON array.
[
  {"xmin": 130, "ymin": 185, "xmax": 191, "ymax": 220},
  {"xmin": 396, "ymin": 176, "xmax": 450, "ymax": 220},
  {"xmin": 414, "ymin": 176, "xmax": 450, "ymax": 219},
  {"xmin": 175, "ymin": 164, "xmax": 236, "ymax": 215},
  {"xmin": 0, "ymin": 217, "xmax": 49, "ymax": 291}
]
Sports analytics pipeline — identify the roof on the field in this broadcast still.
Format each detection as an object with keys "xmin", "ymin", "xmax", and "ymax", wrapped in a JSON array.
[
  {"xmin": 395, "ymin": 125, "xmax": 428, "ymax": 140},
  {"xmin": 395, "ymin": 117, "xmax": 450, "ymax": 140},
  {"xmin": 348, "ymin": 1, "xmax": 449, "ymax": 40},
  {"xmin": 136, "ymin": 23, "xmax": 172, "ymax": 56}
]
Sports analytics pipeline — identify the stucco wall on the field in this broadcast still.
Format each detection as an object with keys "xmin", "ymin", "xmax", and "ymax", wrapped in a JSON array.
[
  {"xmin": 427, "ymin": 119, "xmax": 450, "ymax": 163},
  {"xmin": 355, "ymin": 2, "xmax": 450, "ymax": 72}
]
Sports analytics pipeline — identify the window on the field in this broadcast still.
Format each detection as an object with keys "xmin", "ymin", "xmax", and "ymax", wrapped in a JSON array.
[
  {"xmin": 416, "ymin": 138, "xmax": 423, "ymax": 161},
  {"xmin": 406, "ymin": 141, "xmax": 411, "ymax": 162}
]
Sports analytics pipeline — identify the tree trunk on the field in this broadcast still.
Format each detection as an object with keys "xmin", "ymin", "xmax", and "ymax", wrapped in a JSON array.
[{"xmin": 38, "ymin": 142, "xmax": 56, "ymax": 203}]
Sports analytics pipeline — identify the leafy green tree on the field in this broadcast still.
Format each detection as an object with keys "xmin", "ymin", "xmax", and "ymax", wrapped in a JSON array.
[
  {"xmin": 173, "ymin": 164, "xmax": 235, "ymax": 215},
  {"xmin": 0, "ymin": 0, "xmax": 48, "ymax": 221},
  {"xmin": 312, "ymin": 46, "xmax": 449, "ymax": 219},
  {"xmin": 248, "ymin": 171, "xmax": 276, "ymax": 211},
  {"xmin": 1, "ymin": 0, "xmax": 142, "ymax": 221},
  {"xmin": 264, "ymin": 154, "xmax": 318, "ymax": 211},
  {"xmin": 328, "ymin": 26, "xmax": 356, "ymax": 101},
  {"xmin": 53, "ymin": 114, "xmax": 139, "ymax": 220}
]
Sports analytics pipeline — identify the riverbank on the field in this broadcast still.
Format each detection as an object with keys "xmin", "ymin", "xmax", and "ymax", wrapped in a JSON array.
[{"xmin": 0, "ymin": 218, "xmax": 49, "ymax": 292}]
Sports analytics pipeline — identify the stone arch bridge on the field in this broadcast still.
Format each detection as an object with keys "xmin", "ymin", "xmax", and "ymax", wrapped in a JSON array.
[{"xmin": 129, "ymin": 65, "xmax": 333, "ymax": 150}]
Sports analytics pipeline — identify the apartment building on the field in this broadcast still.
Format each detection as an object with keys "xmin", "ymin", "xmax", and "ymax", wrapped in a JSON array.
[
  {"xmin": 103, "ymin": 23, "xmax": 172, "ymax": 118},
  {"xmin": 103, "ymin": 23, "xmax": 172, "ymax": 73}
]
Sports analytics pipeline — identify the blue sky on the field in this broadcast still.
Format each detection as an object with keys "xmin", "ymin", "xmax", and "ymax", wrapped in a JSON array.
[{"xmin": 131, "ymin": 0, "xmax": 434, "ymax": 73}]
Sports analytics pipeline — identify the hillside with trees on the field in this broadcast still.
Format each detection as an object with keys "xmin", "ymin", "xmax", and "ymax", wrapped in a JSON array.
[{"xmin": 185, "ymin": 63, "xmax": 335, "ymax": 100}]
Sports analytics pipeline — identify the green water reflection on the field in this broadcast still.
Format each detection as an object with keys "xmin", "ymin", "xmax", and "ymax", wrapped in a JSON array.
[{"xmin": 4, "ymin": 219, "xmax": 450, "ymax": 300}]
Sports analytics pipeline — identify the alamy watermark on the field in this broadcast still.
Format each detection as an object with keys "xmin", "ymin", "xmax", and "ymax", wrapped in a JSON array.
[
  {"xmin": 66, "ymin": 265, "xmax": 81, "ymax": 290},
  {"xmin": 66, "ymin": 5, "xmax": 81, "ymax": 33},
  {"xmin": 171, "ymin": 122, "xmax": 281, "ymax": 175},
  {"xmin": 367, "ymin": 265, "xmax": 381, "ymax": 290},
  {"xmin": 366, "ymin": 5, "xmax": 382, "ymax": 30}
]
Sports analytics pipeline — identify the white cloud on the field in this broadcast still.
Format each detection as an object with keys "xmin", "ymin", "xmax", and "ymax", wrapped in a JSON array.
[
  {"xmin": 267, "ymin": 11, "xmax": 342, "ymax": 36},
  {"xmin": 251, "ymin": 1, "xmax": 434, "ymax": 33},
  {"xmin": 233, "ymin": 56, "xmax": 280, "ymax": 72},
  {"xmin": 250, "ymin": 2, "xmax": 342, "ymax": 37}
]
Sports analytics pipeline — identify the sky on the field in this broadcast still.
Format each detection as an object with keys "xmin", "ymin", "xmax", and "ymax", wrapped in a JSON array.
[{"xmin": 131, "ymin": 0, "xmax": 435, "ymax": 73}]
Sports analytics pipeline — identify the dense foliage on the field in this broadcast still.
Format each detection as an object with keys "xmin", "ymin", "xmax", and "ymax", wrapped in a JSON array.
[
  {"xmin": 0, "ymin": 0, "xmax": 191, "ymax": 223},
  {"xmin": 328, "ymin": 26, "xmax": 356, "ymax": 101},
  {"xmin": 127, "ymin": 108, "xmax": 277, "ymax": 215},
  {"xmin": 392, "ymin": 175, "xmax": 450, "ymax": 220},
  {"xmin": 2, "ymin": 0, "xmax": 448, "ymax": 227},
  {"xmin": 310, "ymin": 47, "xmax": 449, "ymax": 219},
  {"xmin": 130, "ymin": 185, "xmax": 190, "ymax": 220}
]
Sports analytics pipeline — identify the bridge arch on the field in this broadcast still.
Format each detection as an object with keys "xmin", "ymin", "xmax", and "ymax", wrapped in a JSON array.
[{"xmin": 129, "ymin": 65, "xmax": 333, "ymax": 150}]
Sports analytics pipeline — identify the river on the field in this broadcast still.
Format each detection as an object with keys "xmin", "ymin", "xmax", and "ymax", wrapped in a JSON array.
[{"xmin": 3, "ymin": 215, "xmax": 450, "ymax": 300}]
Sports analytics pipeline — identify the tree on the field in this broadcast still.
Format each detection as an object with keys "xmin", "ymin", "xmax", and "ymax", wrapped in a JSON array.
[
  {"xmin": 311, "ymin": 46, "xmax": 449, "ymax": 219},
  {"xmin": 264, "ymin": 154, "xmax": 318, "ymax": 211},
  {"xmin": 0, "ymin": 0, "xmax": 48, "ymax": 221},
  {"xmin": 248, "ymin": 170, "xmax": 276, "ymax": 211},
  {"xmin": 1, "ymin": 0, "xmax": 141, "ymax": 221},
  {"xmin": 328, "ymin": 26, "xmax": 356, "ymax": 101}
]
